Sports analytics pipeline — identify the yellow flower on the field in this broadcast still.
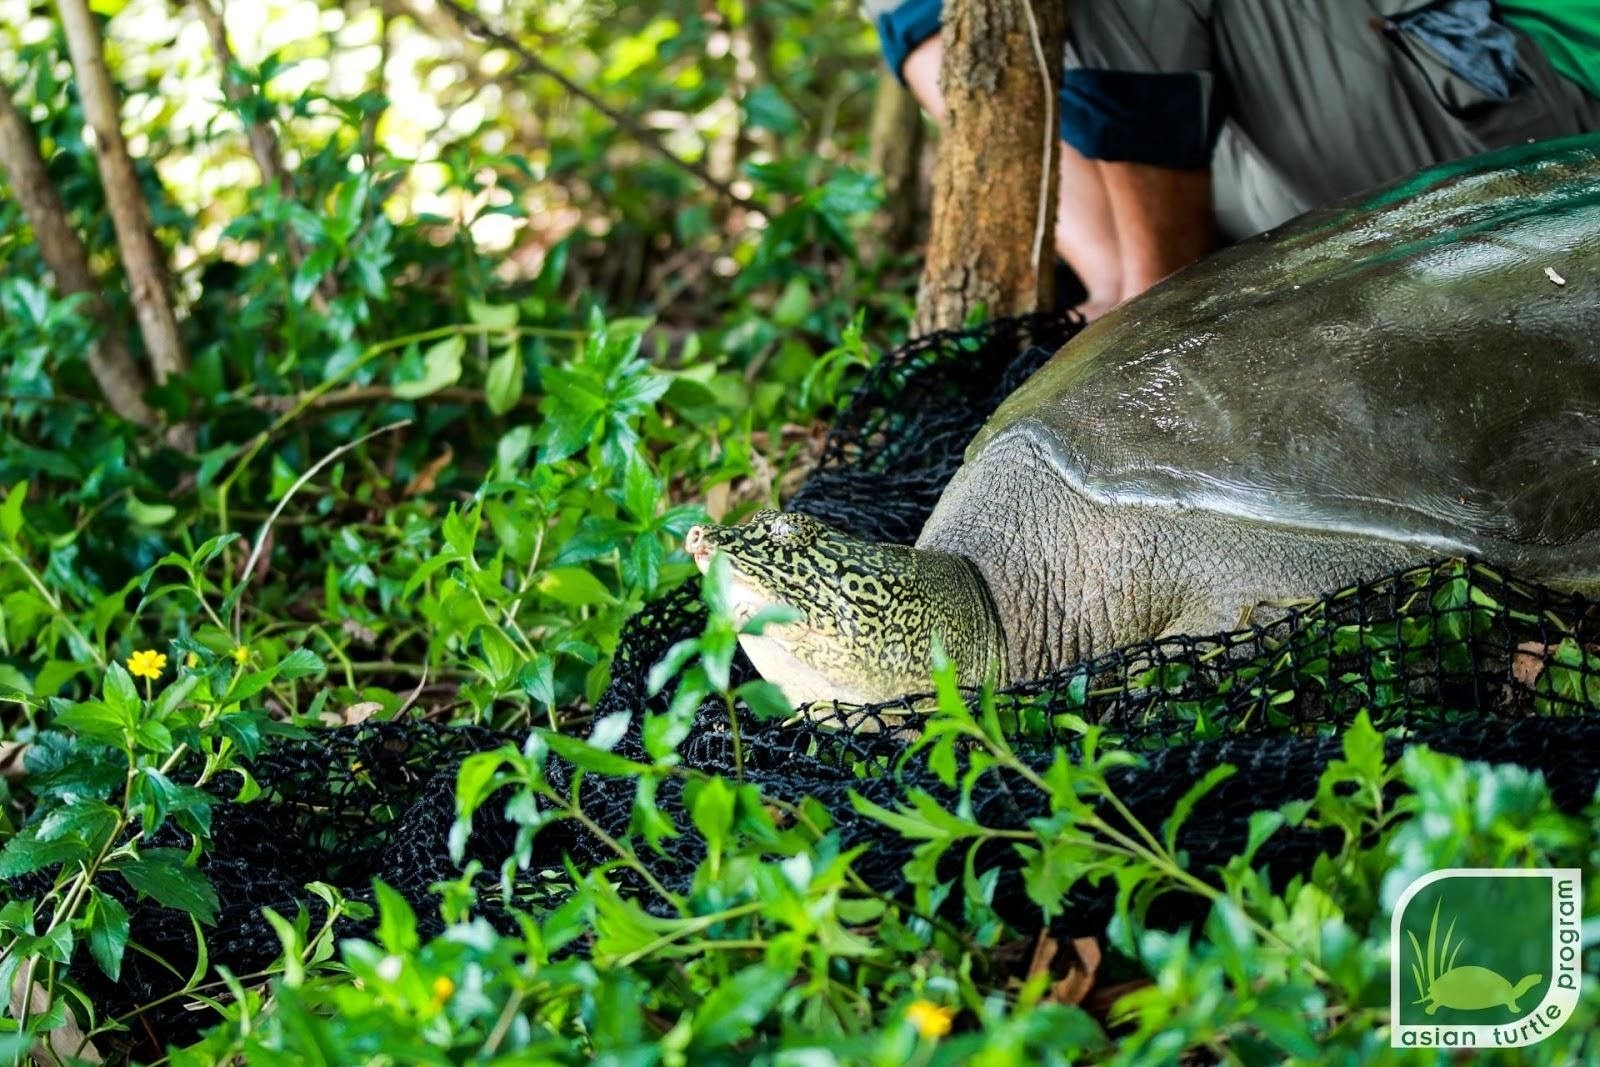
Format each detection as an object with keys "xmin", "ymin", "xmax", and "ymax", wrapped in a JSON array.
[
  {"xmin": 127, "ymin": 649, "xmax": 168, "ymax": 681},
  {"xmin": 906, "ymin": 999, "xmax": 954, "ymax": 1039},
  {"xmin": 431, "ymin": 975, "xmax": 455, "ymax": 1004},
  {"xmin": 232, "ymin": 645, "xmax": 250, "ymax": 666},
  {"xmin": 185, "ymin": 652, "xmax": 199, "ymax": 668}
]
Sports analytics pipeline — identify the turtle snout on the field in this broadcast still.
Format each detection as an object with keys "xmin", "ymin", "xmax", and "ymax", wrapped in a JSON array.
[{"xmin": 685, "ymin": 525, "xmax": 715, "ymax": 570}]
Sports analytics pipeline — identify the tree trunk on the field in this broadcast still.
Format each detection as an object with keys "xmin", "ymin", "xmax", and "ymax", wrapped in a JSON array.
[
  {"xmin": 0, "ymin": 79, "xmax": 157, "ymax": 427},
  {"xmin": 54, "ymin": 0, "xmax": 190, "ymax": 383},
  {"xmin": 867, "ymin": 77, "xmax": 925, "ymax": 256},
  {"xmin": 914, "ymin": 0, "xmax": 1064, "ymax": 333}
]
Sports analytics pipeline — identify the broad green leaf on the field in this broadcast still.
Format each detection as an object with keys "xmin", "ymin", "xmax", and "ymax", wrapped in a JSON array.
[
  {"xmin": 50, "ymin": 701, "xmax": 130, "ymax": 744},
  {"xmin": 0, "ymin": 482, "xmax": 26, "ymax": 541},
  {"xmin": 86, "ymin": 888, "xmax": 130, "ymax": 981},
  {"xmin": 735, "ymin": 680, "xmax": 794, "ymax": 721},
  {"xmin": 36, "ymin": 799, "xmax": 119, "ymax": 847},
  {"xmin": 103, "ymin": 663, "xmax": 141, "ymax": 716},
  {"xmin": 116, "ymin": 849, "xmax": 220, "ymax": 925},
  {"xmin": 485, "ymin": 348, "xmax": 524, "ymax": 415},
  {"xmin": 467, "ymin": 299, "xmax": 519, "ymax": 330},
  {"xmin": 689, "ymin": 964, "xmax": 790, "ymax": 1050},
  {"xmin": 743, "ymin": 84, "xmax": 800, "ymax": 135},
  {"xmin": 537, "ymin": 730, "xmax": 649, "ymax": 777},
  {"xmin": 479, "ymin": 628, "xmax": 521, "ymax": 682},
  {"xmin": 277, "ymin": 648, "xmax": 325, "ymax": 680},
  {"xmin": 372, "ymin": 880, "xmax": 419, "ymax": 955},
  {"xmin": 393, "ymin": 334, "xmax": 465, "ymax": 399},
  {"xmin": 538, "ymin": 567, "xmax": 615, "ymax": 608},
  {"xmin": 772, "ymin": 276, "xmax": 810, "ymax": 327},
  {"xmin": 125, "ymin": 496, "xmax": 177, "ymax": 526},
  {"xmin": 454, "ymin": 748, "xmax": 515, "ymax": 818},
  {"xmin": 0, "ymin": 833, "xmax": 80, "ymax": 879},
  {"xmin": 0, "ymin": 662, "xmax": 29, "ymax": 697}
]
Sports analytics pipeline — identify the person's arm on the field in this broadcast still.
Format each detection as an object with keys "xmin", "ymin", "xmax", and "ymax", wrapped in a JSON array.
[{"xmin": 1099, "ymin": 160, "xmax": 1215, "ymax": 297}]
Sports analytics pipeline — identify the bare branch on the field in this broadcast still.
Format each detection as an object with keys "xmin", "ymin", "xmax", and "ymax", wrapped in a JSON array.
[
  {"xmin": 429, "ymin": 0, "xmax": 748, "ymax": 205},
  {"xmin": 54, "ymin": 0, "xmax": 190, "ymax": 382},
  {"xmin": 0, "ymin": 78, "xmax": 157, "ymax": 427}
]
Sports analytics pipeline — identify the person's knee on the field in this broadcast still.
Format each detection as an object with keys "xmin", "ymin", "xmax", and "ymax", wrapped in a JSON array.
[{"xmin": 900, "ymin": 36, "xmax": 947, "ymax": 123}]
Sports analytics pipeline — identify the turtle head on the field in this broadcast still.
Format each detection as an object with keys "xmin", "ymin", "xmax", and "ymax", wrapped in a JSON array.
[{"xmin": 684, "ymin": 510, "xmax": 1007, "ymax": 707}]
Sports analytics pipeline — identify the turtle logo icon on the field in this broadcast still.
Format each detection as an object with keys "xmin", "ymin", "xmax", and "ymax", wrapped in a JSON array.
[
  {"xmin": 1408, "ymin": 899, "xmax": 1540, "ymax": 1015},
  {"xmin": 1391, "ymin": 868, "xmax": 1581, "ymax": 1049}
]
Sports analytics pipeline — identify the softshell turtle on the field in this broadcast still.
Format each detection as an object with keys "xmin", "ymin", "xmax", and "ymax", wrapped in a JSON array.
[
  {"xmin": 686, "ymin": 134, "xmax": 1600, "ymax": 706},
  {"xmin": 1419, "ymin": 966, "xmax": 1542, "ymax": 1015}
]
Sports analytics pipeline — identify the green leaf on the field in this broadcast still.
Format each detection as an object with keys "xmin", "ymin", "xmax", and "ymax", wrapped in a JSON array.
[
  {"xmin": 485, "ymin": 347, "xmax": 524, "ymax": 415},
  {"xmin": 50, "ymin": 700, "xmax": 131, "ymax": 744},
  {"xmin": 86, "ymin": 887, "xmax": 130, "ymax": 981},
  {"xmin": 735, "ymin": 680, "xmax": 794, "ymax": 720},
  {"xmin": 620, "ymin": 454, "xmax": 660, "ymax": 522},
  {"xmin": 686, "ymin": 776, "xmax": 735, "ymax": 857},
  {"xmin": 126, "ymin": 496, "xmax": 177, "ymax": 527},
  {"xmin": 772, "ymin": 276, "xmax": 810, "ymax": 327},
  {"xmin": 537, "ymin": 730, "xmax": 650, "ymax": 777},
  {"xmin": 454, "ymin": 748, "xmax": 515, "ymax": 818},
  {"xmin": 479, "ymin": 628, "xmax": 521, "ymax": 682},
  {"xmin": 467, "ymin": 299, "xmax": 519, "ymax": 330},
  {"xmin": 588, "ymin": 711, "xmax": 631, "ymax": 752},
  {"xmin": 1339, "ymin": 708, "xmax": 1387, "ymax": 782},
  {"xmin": 115, "ymin": 849, "xmax": 220, "ymax": 925},
  {"xmin": 276, "ymin": 648, "xmax": 325, "ymax": 680},
  {"xmin": 191, "ymin": 533, "xmax": 243, "ymax": 570},
  {"xmin": 103, "ymin": 663, "xmax": 141, "ymax": 716},
  {"xmin": 537, "ymin": 405, "xmax": 600, "ymax": 463},
  {"xmin": 0, "ymin": 482, "xmax": 26, "ymax": 541},
  {"xmin": 25, "ymin": 733, "xmax": 125, "ymax": 799},
  {"xmin": 742, "ymin": 85, "xmax": 800, "ymax": 135},
  {"xmin": 372, "ymin": 880, "xmax": 419, "ymax": 955},
  {"xmin": 537, "ymin": 567, "xmax": 616, "ymax": 608},
  {"xmin": 690, "ymin": 964, "xmax": 791, "ymax": 1049},
  {"xmin": 1162, "ymin": 763, "xmax": 1237, "ymax": 855},
  {"xmin": 393, "ymin": 334, "xmax": 465, "ymax": 398},
  {"xmin": 0, "ymin": 832, "xmax": 80, "ymax": 878},
  {"xmin": 36, "ymin": 799, "xmax": 119, "ymax": 847}
]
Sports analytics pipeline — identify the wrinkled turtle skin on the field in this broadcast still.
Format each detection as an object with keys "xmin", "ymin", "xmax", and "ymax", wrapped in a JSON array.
[{"xmin": 689, "ymin": 134, "xmax": 1600, "ymax": 706}]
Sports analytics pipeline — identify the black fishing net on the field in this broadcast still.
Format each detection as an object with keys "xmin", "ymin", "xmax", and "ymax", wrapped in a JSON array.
[{"xmin": 32, "ymin": 314, "xmax": 1600, "ymax": 1047}]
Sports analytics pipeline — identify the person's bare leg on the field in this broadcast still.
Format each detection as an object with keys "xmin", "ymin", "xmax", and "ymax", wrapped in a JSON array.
[
  {"xmin": 1101, "ymin": 161, "xmax": 1215, "ymax": 297},
  {"xmin": 901, "ymin": 37, "xmax": 1126, "ymax": 319},
  {"xmin": 1056, "ymin": 141, "xmax": 1123, "ymax": 318}
]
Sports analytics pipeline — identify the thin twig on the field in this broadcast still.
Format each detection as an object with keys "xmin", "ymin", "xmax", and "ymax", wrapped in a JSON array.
[
  {"xmin": 231, "ymin": 419, "xmax": 412, "ymax": 636},
  {"xmin": 431, "ymin": 0, "xmax": 747, "ymax": 205},
  {"xmin": 248, "ymin": 384, "xmax": 539, "ymax": 415},
  {"xmin": 1020, "ymin": 0, "xmax": 1056, "ymax": 279}
]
